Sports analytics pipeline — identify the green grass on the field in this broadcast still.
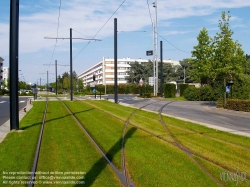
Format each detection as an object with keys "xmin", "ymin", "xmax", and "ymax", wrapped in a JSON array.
[
  {"xmin": 125, "ymin": 125, "xmax": 219, "ymax": 187},
  {"xmin": 164, "ymin": 96, "xmax": 187, "ymax": 101},
  {"xmin": 1, "ymin": 100, "xmax": 249, "ymax": 187},
  {"xmin": 0, "ymin": 102, "xmax": 46, "ymax": 187},
  {"xmin": 83, "ymin": 100, "xmax": 135, "ymax": 120},
  {"xmin": 63, "ymin": 101, "xmax": 125, "ymax": 170},
  {"xmin": 81, "ymin": 100, "xmax": 250, "ymax": 186},
  {"xmin": 36, "ymin": 101, "xmax": 120, "ymax": 187}
]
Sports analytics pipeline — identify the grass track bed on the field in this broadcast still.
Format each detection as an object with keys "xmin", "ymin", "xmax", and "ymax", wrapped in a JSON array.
[
  {"xmin": 63, "ymin": 101, "xmax": 125, "ymax": 170},
  {"xmin": 36, "ymin": 101, "xmax": 120, "ymax": 187},
  {"xmin": 0, "ymin": 102, "xmax": 46, "ymax": 186},
  {"xmin": 83, "ymin": 100, "xmax": 134, "ymax": 120},
  {"xmin": 125, "ymin": 126, "xmax": 219, "ymax": 187}
]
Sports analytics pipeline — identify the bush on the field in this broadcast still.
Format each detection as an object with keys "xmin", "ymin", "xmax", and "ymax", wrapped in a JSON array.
[
  {"xmin": 226, "ymin": 99, "xmax": 250, "ymax": 112},
  {"xmin": 164, "ymin": 84, "xmax": 176, "ymax": 98},
  {"xmin": 184, "ymin": 85, "xmax": 222, "ymax": 101},
  {"xmin": 180, "ymin": 84, "xmax": 189, "ymax": 96},
  {"xmin": 0, "ymin": 89, "xmax": 6, "ymax": 95},
  {"xmin": 183, "ymin": 87, "xmax": 200, "ymax": 101},
  {"xmin": 143, "ymin": 93, "xmax": 151, "ymax": 98}
]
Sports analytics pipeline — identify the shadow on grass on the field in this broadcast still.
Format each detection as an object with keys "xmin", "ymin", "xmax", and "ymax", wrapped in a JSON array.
[{"xmin": 75, "ymin": 127, "xmax": 137, "ymax": 187}]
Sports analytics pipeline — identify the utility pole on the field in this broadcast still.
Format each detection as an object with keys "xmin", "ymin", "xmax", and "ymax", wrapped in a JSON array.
[
  {"xmin": 160, "ymin": 41, "xmax": 163, "ymax": 97},
  {"xmin": 114, "ymin": 18, "xmax": 118, "ymax": 104},
  {"xmin": 70, "ymin": 28, "xmax": 73, "ymax": 101},
  {"xmin": 44, "ymin": 61, "xmax": 69, "ymax": 95},
  {"xmin": 153, "ymin": 0, "xmax": 158, "ymax": 96},
  {"xmin": 44, "ymin": 28, "xmax": 101, "ymax": 101},
  {"xmin": 9, "ymin": 0, "xmax": 19, "ymax": 130},
  {"xmin": 40, "ymin": 71, "xmax": 53, "ymax": 94}
]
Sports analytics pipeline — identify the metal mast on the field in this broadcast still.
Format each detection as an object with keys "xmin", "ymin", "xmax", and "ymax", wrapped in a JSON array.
[{"xmin": 153, "ymin": 0, "xmax": 158, "ymax": 96}]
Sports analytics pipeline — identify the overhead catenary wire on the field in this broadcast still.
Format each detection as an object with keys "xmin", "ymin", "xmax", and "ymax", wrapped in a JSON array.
[
  {"xmin": 73, "ymin": 0, "xmax": 127, "ymax": 60},
  {"xmin": 146, "ymin": 0, "xmax": 190, "ymax": 54},
  {"xmin": 47, "ymin": 0, "xmax": 62, "ymax": 69}
]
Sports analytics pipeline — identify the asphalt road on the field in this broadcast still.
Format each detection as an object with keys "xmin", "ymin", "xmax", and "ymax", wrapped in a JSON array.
[
  {"xmin": 0, "ymin": 96, "xmax": 29, "ymax": 126},
  {"xmin": 120, "ymin": 98, "xmax": 250, "ymax": 137}
]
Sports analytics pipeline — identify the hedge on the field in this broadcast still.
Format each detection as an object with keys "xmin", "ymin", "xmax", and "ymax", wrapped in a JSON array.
[
  {"xmin": 184, "ymin": 86, "xmax": 222, "ymax": 101},
  {"xmin": 225, "ymin": 99, "xmax": 250, "ymax": 112},
  {"xmin": 180, "ymin": 84, "xmax": 189, "ymax": 96},
  {"xmin": 164, "ymin": 84, "xmax": 176, "ymax": 98}
]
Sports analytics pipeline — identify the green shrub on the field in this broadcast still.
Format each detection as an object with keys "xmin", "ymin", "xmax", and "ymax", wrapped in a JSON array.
[
  {"xmin": 180, "ymin": 84, "xmax": 189, "ymax": 97},
  {"xmin": 129, "ymin": 84, "xmax": 140, "ymax": 94},
  {"xmin": 216, "ymin": 98, "xmax": 224, "ymax": 108},
  {"xmin": 226, "ymin": 99, "xmax": 250, "ymax": 112},
  {"xmin": 183, "ymin": 87, "xmax": 200, "ymax": 101},
  {"xmin": 184, "ymin": 86, "xmax": 222, "ymax": 101},
  {"xmin": 164, "ymin": 84, "xmax": 176, "ymax": 98},
  {"xmin": 0, "ymin": 89, "xmax": 5, "ymax": 95},
  {"xmin": 143, "ymin": 93, "xmax": 151, "ymax": 98}
]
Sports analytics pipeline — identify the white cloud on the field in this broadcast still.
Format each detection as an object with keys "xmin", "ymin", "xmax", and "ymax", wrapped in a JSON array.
[{"xmin": 1, "ymin": 0, "xmax": 250, "ymax": 57}]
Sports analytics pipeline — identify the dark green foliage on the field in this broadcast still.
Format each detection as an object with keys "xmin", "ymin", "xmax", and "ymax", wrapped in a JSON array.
[
  {"xmin": 226, "ymin": 99, "xmax": 250, "ymax": 112},
  {"xmin": 129, "ymin": 84, "xmax": 140, "ymax": 94},
  {"xmin": 0, "ymin": 89, "xmax": 6, "ymax": 95},
  {"xmin": 164, "ymin": 84, "xmax": 176, "ymax": 98},
  {"xmin": 180, "ymin": 84, "xmax": 189, "ymax": 96},
  {"xmin": 183, "ymin": 87, "xmax": 200, "ymax": 101},
  {"xmin": 143, "ymin": 93, "xmax": 151, "ymax": 98},
  {"xmin": 184, "ymin": 86, "xmax": 222, "ymax": 101}
]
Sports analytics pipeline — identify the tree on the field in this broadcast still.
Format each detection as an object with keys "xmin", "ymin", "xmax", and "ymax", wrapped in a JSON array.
[
  {"xmin": 191, "ymin": 28, "xmax": 214, "ymax": 85},
  {"xmin": 179, "ymin": 58, "xmax": 193, "ymax": 83},
  {"xmin": 126, "ymin": 61, "xmax": 151, "ymax": 84},
  {"xmin": 190, "ymin": 11, "xmax": 250, "ymax": 99},
  {"xmin": 213, "ymin": 11, "xmax": 247, "ymax": 81}
]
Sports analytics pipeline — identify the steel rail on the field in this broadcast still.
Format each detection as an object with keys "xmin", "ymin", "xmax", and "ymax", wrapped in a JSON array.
[
  {"xmin": 158, "ymin": 103, "xmax": 225, "ymax": 187},
  {"xmin": 59, "ymin": 99, "xmax": 132, "ymax": 187},
  {"xmin": 29, "ymin": 98, "xmax": 48, "ymax": 187}
]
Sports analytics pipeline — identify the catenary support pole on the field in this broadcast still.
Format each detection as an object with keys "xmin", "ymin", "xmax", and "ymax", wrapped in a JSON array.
[
  {"xmin": 160, "ymin": 41, "xmax": 163, "ymax": 97},
  {"xmin": 114, "ymin": 18, "xmax": 118, "ymax": 104},
  {"xmin": 55, "ymin": 60, "xmax": 57, "ymax": 95},
  {"xmin": 9, "ymin": 0, "xmax": 19, "ymax": 130},
  {"xmin": 70, "ymin": 28, "xmax": 73, "ymax": 101}
]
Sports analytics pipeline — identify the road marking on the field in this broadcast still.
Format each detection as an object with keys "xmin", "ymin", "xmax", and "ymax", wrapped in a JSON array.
[
  {"xmin": 0, "ymin": 101, "xmax": 7, "ymax": 104},
  {"xmin": 19, "ymin": 101, "xmax": 25, "ymax": 103}
]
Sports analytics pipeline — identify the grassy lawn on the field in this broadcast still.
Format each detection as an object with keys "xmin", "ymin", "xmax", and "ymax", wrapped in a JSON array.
[
  {"xmin": 1, "ymin": 100, "xmax": 249, "ymax": 187},
  {"xmin": 36, "ymin": 101, "xmax": 120, "ymax": 187},
  {"xmin": 81, "ymin": 100, "xmax": 250, "ymax": 187},
  {"xmin": 63, "ymin": 101, "xmax": 125, "ymax": 171},
  {"xmin": 0, "ymin": 102, "xmax": 46, "ymax": 186},
  {"xmin": 164, "ymin": 96, "xmax": 187, "ymax": 101}
]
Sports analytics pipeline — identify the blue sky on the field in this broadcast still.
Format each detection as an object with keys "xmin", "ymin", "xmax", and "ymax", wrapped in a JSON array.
[{"xmin": 0, "ymin": 0, "xmax": 250, "ymax": 84}]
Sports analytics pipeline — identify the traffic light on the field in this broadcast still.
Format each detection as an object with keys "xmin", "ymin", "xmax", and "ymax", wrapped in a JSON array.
[{"xmin": 93, "ymin": 74, "xmax": 96, "ymax": 81}]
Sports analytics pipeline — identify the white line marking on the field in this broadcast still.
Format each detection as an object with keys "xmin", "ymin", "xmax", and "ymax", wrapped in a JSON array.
[{"xmin": 0, "ymin": 101, "xmax": 7, "ymax": 104}]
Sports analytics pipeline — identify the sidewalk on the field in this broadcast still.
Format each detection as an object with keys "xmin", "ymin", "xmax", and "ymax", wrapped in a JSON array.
[{"xmin": 0, "ymin": 98, "xmax": 33, "ymax": 143}]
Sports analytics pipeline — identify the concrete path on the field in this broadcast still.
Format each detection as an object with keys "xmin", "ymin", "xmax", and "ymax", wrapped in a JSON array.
[{"xmin": 0, "ymin": 98, "xmax": 33, "ymax": 143}]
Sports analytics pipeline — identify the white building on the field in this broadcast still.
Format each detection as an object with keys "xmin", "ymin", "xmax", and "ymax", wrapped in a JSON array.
[
  {"xmin": 78, "ymin": 57, "xmax": 180, "ymax": 87},
  {"xmin": 0, "ymin": 57, "xmax": 4, "ymax": 88},
  {"xmin": 2, "ymin": 67, "xmax": 9, "ymax": 87}
]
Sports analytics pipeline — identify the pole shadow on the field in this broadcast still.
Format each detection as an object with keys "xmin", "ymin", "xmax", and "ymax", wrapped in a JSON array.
[{"xmin": 75, "ymin": 126, "xmax": 137, "ymax": 187}]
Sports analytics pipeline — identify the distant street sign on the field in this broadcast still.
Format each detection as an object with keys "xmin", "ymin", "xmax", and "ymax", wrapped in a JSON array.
[
  {"xmin": 90, "ymin": 82, "xmax": 95, "ymax": 87},
  {"xmin": 146, "ymin": 50, "xmax": 153, "ymax": 56},
  {"xmin": 149, "ymin": 77, "xmax": 154, "ymax": 86},
  {"xmin": 139, "ymin": 78, "xmax": 143, "ymax": 87},
  {"xmin": 93, "ymin": 89, "xmax": 97, "ymax": 93}
]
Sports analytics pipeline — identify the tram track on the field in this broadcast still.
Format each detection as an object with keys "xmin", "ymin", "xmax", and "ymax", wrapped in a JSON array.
[
  {"xmin": 28, "ymin": 98, "xmax": 249, "ymax": 186},
  {"xmin": 78, "ymin": 99, "xmax": 250, "ymax": 183}
]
